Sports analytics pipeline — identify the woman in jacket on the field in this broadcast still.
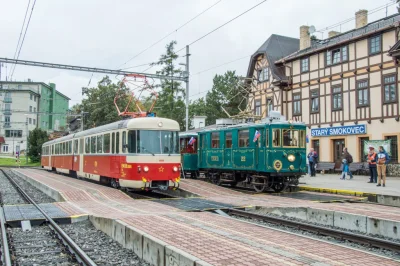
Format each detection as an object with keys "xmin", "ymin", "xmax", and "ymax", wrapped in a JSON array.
[{"xmin": 377, "ymin": 146, "xmax": 390, "ymax": 187}]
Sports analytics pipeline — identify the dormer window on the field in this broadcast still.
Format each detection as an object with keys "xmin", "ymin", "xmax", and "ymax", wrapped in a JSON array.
[
  {"xmin": 326, "ymin": 46, "xmax": 348, "ymax": 66},
  {"xmin": 258, "ymin": 67, "xmax": 269, "ymax": 82}
]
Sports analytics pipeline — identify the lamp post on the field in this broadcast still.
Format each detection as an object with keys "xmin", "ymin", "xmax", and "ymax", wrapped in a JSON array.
[{"xmin": 25, "ymin": 114, "xmax": 28, "ymax": 164}]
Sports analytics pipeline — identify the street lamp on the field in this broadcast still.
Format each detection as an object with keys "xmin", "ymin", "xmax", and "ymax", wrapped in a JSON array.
[{"xmin": 24, "ymin": 114, "xmax": 28, "ymax": 164}]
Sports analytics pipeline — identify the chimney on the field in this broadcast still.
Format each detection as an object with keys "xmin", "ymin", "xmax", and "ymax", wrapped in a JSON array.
[
  {"xmin": 328, "ymin": 31, "xmax": 340, "ymax": 38},
  {"xmin": 355, "ymin": 9, "xmax": 368, "ymax": 29},
  {"xmin": 300, "ymin": 25, "xmax": 311, "ymax": 50}
]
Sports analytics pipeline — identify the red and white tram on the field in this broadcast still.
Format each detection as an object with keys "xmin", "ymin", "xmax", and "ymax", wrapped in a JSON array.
[{"xmin": 41, "ymin": 117, "xmax": 181, "ymax": 190}]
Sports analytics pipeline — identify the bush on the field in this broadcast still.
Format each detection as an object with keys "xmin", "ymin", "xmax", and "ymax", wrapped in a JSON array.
[{"xmin": 27, "ymin": 128, "xmax": 48, "ymax": 163}]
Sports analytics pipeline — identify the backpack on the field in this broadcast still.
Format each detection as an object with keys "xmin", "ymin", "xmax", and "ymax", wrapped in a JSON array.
[{"xmin": 347, "ymin": 154, "xmax": 353, "ymax": 163}]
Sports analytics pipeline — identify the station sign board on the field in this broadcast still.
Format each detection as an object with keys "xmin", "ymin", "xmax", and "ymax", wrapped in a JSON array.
[{"xmin": 311, "ymin": 124, "xmax": 366, "ymax": 137}]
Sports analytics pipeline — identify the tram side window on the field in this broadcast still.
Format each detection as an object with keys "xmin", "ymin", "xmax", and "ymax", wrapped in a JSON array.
[
  {"xmin": 122, "ymin": 131, "xmax": 127, "ymax": 153},
  {"xmin": 299, "ymin": 130, "xmax": 306, "ymax": 148},
  {"xmin": 79, "ymin": 139, "xmax": 83, "ymax": 154},
  {"xmin": 211, "ymin": 132, "xmax": 220, "ymax": 148},
  {"xmin": 74, "ymin": 140, "xmax": 78, "ymax": 154},
  {"xmin": 85, "ymin": 138, "xmax": 90, "ymax": 154},
  {"xmin": 225, "ymin": 132, "xmax": 232, "ymax": 148},
  {"xmin": 238, "ymin": 130, "xmax": 249, "ymax": 147},
  {"xmin": 63, "ymin": 142, "xmax": 66, "ymax": 154},
  {"xmin": 265, "ymin": 130, "xmax": 269, "ymax": 147},
  {"xmin": 282, "ymin": 129, "xmax": 299, "ymax": 147},
  {"xmin": 52, "ymin": 145, "xmax": 54, "ymax": 155},
  {"xmin": 111, "ymin": 133, "xmax": 115, "ymax": 154},
  {"xmin": 91, "ymin": 136, "xmax": 96, "ymax": 154},
  {"xmin": 200, "ymin": 134, "xmax": 206, "ymax": 149},
  {"xmin": 104, "ymin": 134, "xmax": 110, "ymax": 153},
  {"xmin": 127, "ymin": 130, "xmax": 136, "ymax": 153},
  {"xmin": 116, "ymin": 132, "xmax": 120, "ymax": 154},
  {"xmin": 65, "ymin": 142, "xmax": 68, "ymax": 154},
  {"xmin": 97, "ymin": 135, "xmax": 103, "ymax": 153},
  {"xmin": 272, "ymin": 129, "xmax": 281, "ymax": 147},
  {"xmin": 69, "ymin": 141, "xmax": 72, "ymax": 154}
]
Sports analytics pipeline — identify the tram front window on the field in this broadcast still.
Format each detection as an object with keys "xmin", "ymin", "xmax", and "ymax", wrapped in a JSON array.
[
  {"xmin": 282, "ymin": 129, "xmax": 299, "ymax": 147},
  {"xmin": 128, "ymin": 130, "xmax": 179, "ymax": 154}
]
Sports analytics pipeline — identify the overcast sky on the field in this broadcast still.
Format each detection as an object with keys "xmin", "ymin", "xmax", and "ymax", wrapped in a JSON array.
[{"xmin": 0, "ymin": 0, "xmax": 397, "ymax": 107}]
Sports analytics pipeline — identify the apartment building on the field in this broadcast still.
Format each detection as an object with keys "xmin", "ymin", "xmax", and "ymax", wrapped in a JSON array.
[
  {"xmin": 248, "ymin": 11, "xmax": 400, "ymax": 167},
  {"xmin": 0, "ymin": 81, "xmax": 70, "ymax": 154}
]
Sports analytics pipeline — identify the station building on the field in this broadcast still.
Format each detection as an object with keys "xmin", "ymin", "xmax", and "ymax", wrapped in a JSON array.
[{"xmin": 247, "ymin": 10, "xmax": 400, "ymax": 173}]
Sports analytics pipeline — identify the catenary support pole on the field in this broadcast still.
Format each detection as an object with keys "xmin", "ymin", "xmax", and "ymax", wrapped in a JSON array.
[{"xmin": 185, "ymin": 45, "xmax": 190, "ymax": 131}]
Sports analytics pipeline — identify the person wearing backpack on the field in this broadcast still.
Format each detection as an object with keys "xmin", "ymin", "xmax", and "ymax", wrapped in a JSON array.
[
  {"xmin": 307, "ymin": 148, "xmax": 318, "ymax": 177},
  {"xmin": 377, "ymin": 146, "xmax": 390, "ymax": 187},
  {"xmin": 340, "ymin": 147, "xmax": 353, "ymax": 180}
]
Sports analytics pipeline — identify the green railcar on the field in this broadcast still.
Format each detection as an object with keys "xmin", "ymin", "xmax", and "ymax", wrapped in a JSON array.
[
  {"xmin": 197, "ymin": 120, "xmax": 307, "ymax": 192},
  {"xmin": 179, "ymin": 132, "xmax": 199, "ymax": 178}
]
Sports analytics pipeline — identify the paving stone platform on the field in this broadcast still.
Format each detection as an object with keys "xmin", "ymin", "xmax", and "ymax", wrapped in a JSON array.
[{"xmin": 13, "ymin": 169, "xmax": 400, "ymax": 265}]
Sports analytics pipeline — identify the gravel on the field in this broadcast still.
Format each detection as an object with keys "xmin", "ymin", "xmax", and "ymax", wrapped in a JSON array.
[
  {"xmin": 3, "ymin": 169, "xmax": 55, "ymax": 204},
  {"xmin": 61, "ymin": 220, "xmax": 149, "ymax": 266},
  {"xmin": 0, "ymin": 170, "xmax": 27, "ymax": 205},
  {"xmin": 232, "ymin": 211, "xmax": 400, "ymax": 259}
]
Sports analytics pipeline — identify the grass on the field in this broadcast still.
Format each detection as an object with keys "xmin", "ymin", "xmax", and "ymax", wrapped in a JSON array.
[{"xmin": 0, "ymin": 156, "xmax": 41, "ymax": 167}]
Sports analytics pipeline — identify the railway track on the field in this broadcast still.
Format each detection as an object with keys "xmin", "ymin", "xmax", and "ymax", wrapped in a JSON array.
[
  {"xmin": 0, "ymin": 169, "xmax": 97, "ymax": 266},
  {"xmin": 226, "ymin": 208, "xmax": 400, "ymax": 254}
]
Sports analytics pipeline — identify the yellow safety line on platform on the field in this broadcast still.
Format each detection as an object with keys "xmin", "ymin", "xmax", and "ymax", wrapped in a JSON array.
[
  {"xmin": 299, "ymin": 186, "xmax": 377, "ymax": 197},
  {"xmin": 70, "ymin": 214, "xmax": 88, "ymax": 218}
]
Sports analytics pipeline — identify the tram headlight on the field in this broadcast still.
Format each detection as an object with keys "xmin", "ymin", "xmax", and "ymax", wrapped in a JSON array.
[
  {"xmin": 288, "ymin": 154, "xmax": 296, "ymax": 162},
  {"xmin": 173, "ymin": 166, "xmax": 178, "ymax": 172},
  {"xmin": 143, "ymin": 166, "xmax": 149, "ymax": 172},
  {"xmin": 289, "ymin": 165, "xmax": 295, "ymax": 171}
]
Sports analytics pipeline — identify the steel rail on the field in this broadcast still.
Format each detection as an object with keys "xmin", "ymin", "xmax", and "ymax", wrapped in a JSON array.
[
  {"xmin": 227, "ymin": 208, "xmax": 400, "ymax": 253},
  {"xmin": 0, "ymin": 207, "xmax": 12, "ymax": 266},
  {"xmin": 0, "ymin": 169, "xmax": 97, "ymax": 266}
]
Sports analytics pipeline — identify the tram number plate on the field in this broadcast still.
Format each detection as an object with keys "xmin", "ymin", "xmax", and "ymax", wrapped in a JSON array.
[
  {"xmin": 211, "ymin": 156, "xmax": 219, "ymax": 162},
  {"xmin": 241, "ymin": 156, "xmax": 246, "ymax": 162}
]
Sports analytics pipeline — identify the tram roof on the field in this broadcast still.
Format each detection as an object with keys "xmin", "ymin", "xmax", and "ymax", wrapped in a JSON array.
[{"xmin": 44, "ymin": 117, "xmax": 180, "ymax": 146}]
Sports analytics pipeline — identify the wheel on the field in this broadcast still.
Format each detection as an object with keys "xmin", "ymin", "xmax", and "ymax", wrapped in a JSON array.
[
  {"xmin": 110, "ymin": 178, "xmax": 120, "ymax": 189},
  {"xmin": 272, "ymin": 181, "xmax": 289, "ymax": 192},
  {"xmin": 210, "ymin": 173, "xmax": 221, "ymax": 186},
  {"xmin": 230, "ymin": 182, "xmax": 237, "ymax": 188},
  {"xmin": 252, "ymin": 177, "xmax": 268, "ymax": 193}
]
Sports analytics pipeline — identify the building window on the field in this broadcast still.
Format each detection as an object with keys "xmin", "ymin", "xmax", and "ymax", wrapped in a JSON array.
[
  {"xmin": 301, "ymin": 58, "xmax": 309, "ymax": 73},
  {"xmin": 5, "ymin": 130, "xmax": 22, "ymax": 137},
  {"xmin": 359, "ymin": 137, "xmax": 369, "ymax": 162},
  {"xmin": 326, "ymin": 46, "xmax": 348, "ymax": 66},
  {"xmin": 33, "ymin": 119, "xmax": 36, "ymax": 125},
  {"xmin": 34, "ymin": 95, "xmax": 36, "ymax": 102},
  {"xmin": 310, "ymin": 90, "xmax": 319, "ymax": 113},
  {"xmin": 4, "ymin": 116, "xmax": 10, "ymax": 127},
  {"xmin": 369, "ymin": 35, "xmax": 381, "ymax": 55},
  {"xmin": 385, "ymin": 136, "xmax": 398, "ymax": 163},
  {"xmin": 30, "ymin": 94, "xmax": 32, "ymax": 100},
  {"xmin": 258, "ymin": 67, "xmax": 269, "ymax": 82},
  {"xmin": 293, "ymin": 93, "xmax": 301, "ymax": 115},
  {"xmin": 254, "ymin": 99, "xmax": 261, "ymax": 116},
  {"xmin": 18, "ymin": 85, "xmax": 22, "ymax": 89},
  {"xmin": 357, "ymin": 80, "xmax": 369, "ymax": 107},
  {"xmin": 383, "ymin": 75, "xmax": 397, "ymax": 103},
  {"xmin": 33, "ymin": 107, "xmax": 36, "ymax": 113},
  {"xmin": 2, "ymin": 145, "xmax": 8, "ymax": 152},
  {"xmin": 29, "ymin": 106, "xmax": 32, "ymax": 112},
  {"xmin": 332, "ymin": 86, "xmax": 342, "ymax": 110},
  {"xmin": 29, "ymin": 118, "xmax": 32, "ymax": 124},
  {"xmin": 312, "ymin": 139, "xmax": 320, "ymax": 158}
]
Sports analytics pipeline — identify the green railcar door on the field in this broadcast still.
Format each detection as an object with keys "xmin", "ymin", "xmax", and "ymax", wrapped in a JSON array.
[
  {"xmin": 232, "ymin": 129, "xmax": 254, "ymax": 170},
  {"xmin": 255, "ymin": 127, "xmax": 265, "ymax": 171},
  {"xmin": 224, "ymin": 131, "xmax": 233, "ymax": 168}
]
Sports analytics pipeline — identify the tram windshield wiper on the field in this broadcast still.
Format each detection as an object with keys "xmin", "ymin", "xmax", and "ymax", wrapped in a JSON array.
[{"xmin": 141, "ymin": 146, "xmax": 155, "ymax": 156}]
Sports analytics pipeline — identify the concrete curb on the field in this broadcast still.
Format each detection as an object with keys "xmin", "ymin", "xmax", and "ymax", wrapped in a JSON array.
[
  {"xmin": 257, "ymin": 206, "xmax": 400, "ymax": 240},
  {"xmin": 13, "ymin": 169, "xmax": 66, "ymax": 202},
  {"xmin": 89, "ymin": 216, "xmax": 212, "ymax": 266}
]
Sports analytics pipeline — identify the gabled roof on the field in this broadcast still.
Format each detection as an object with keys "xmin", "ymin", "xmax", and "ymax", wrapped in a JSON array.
[
  {"xmin": 388, "ymin": 39, "xmax": 400, "ymax": 58},
  {"xmin": 247, "ymin": 34, "xmax": 299, "ymax": 81},
  {"xmin": 277, "ymin": 13, "xmax": 400, "ymax": 63}
]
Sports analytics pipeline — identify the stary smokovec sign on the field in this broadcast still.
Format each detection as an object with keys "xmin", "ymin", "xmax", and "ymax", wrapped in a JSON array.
[{"xmin": 311, "ymin": 125, "xmax": 366, "ymax": 137}]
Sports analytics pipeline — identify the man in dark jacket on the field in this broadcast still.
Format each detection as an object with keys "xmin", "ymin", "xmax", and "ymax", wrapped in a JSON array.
[
  {"xmin": 340, "ymin": 147, "xmax": 353, "ymax": 180},
  {"xmin": 367, "ymin": 146, "xmax": 377, "ymax": 183},
  {"xmin": 307, "ymin": 148, "xmax": 318, "ymax": 177}
]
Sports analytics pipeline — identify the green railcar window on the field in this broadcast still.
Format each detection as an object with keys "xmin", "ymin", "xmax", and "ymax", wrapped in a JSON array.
[
  {"xmin": 282, "ymin": 129, "xmax": 299, "ymax": 147},
  {"xmin": 273, "ymin": 129, "xmax": 281, "ymax": 147},
  {"xmin": 238, "ymin": 130, "xmax": 249, "ymax": 147},
  {"xmin": 225, "ymin": 132, "xmax": 232, "ymax": 148},
  {"xmin": 299, "ymin": 130, "xmax": 306, "ymax": 148},
  {"xmin": 211, "ymin": 132, "xmax": 220, "ymax": 148},
  {"xmin": 266, "ymin": 130, "xmax": 269, "ymax": 147}
]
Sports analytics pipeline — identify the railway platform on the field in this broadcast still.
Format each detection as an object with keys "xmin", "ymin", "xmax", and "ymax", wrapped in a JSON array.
[{"xmin": 10, "ymin": 168, "xmax": 400, "ymax": 265}]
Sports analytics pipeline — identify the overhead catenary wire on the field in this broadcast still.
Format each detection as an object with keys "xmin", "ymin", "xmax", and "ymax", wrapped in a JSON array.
[
  {"xmin": 10, "ymin": 0, "xmax": 37, "ymax": 80},
  {"xmin": 118, "ymin": 0, "xmax": 223, "ymax": 70},
  {"xmin": 9, "ymin": 0, "xmax": 31, "ymax": 81}
]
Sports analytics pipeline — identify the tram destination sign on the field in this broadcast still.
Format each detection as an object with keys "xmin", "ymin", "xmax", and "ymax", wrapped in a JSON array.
[{"xmin": 311, "ymin": 125, "xmax": 366, "ymax": 137}]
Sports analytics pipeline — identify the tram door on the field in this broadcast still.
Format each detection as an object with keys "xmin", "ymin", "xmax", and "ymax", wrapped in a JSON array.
[{"xmin": 255, "ymin": 128, "xmax": 265, "ymax": 171}]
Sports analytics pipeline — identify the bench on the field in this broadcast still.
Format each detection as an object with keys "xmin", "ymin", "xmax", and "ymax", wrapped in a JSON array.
[
  {"xmin": 315, "ymin": 162, "xmax": 335, "ymax": 173},
  {"xmin": 348, "ymin": 162, "xmax": 364, "ymax": 175},
  {"xmin": 333, "ymin": 161, "xmax": 343, "ymax": 173}
]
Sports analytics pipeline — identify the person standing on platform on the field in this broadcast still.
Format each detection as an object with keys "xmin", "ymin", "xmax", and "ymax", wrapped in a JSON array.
[
  {"xmin": 367, "ymin": 146, "xmax": 377, "ymax": 183},
  {"xmin": 340, "ymin": 147, "xmax": 353, "ymax": 180},
  {"xmin": 307, "ymin": 148, "xmax": 318, "ymax": 177},
  {"xmin": 377, "ymin": 146, "xmax": 390, "ymax": 187}
]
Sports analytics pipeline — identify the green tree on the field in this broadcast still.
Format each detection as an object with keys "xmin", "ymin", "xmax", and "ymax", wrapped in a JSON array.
[
  {"xmin": 191, "ymin": 70, "xmax": 246, "ymax": 126},
  {"xmin": 151, "ymin": 41, "xmax": 186, "ymax": 130},
  {"xmin": 27, "ymin": 128, "xmax": 48, "ymax": 162}
]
